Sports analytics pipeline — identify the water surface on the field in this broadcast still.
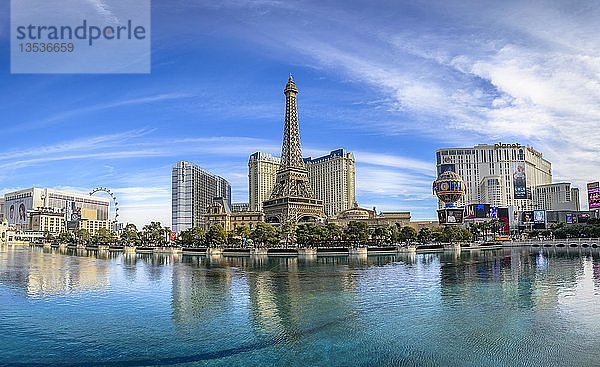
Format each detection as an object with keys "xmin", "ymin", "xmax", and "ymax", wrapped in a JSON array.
[{"xmin": 1, "ymin": 245, "xmax": 600, "ymax": 366}]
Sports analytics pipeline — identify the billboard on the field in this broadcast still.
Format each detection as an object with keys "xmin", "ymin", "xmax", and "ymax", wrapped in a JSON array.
[
  {"xmin": 476, "ymin": 204, "xmax": 490, "ymax": 218},
  {"xmin": 533, "ymin": 210, "xmax": 546, "ymax": 229},
  {"xmin": 437, "ymin": 163, "xmax": 456, "ymax": 176},
  {"xmin": 577, "ymin": 213, "xmax": 590, "ymax": 223},
  {"xmin": 65, "ymin": 201, "xmax": 81, "ymax": 231},
  {"xmin": 588, "ymin": 182, "xmax": 600, "ymax": 209},
  {"xmin": 522, "ymin": 211, "xmax": 534, "ymax": 224},
  {"xmin": 6, "ymin": 196, "xmax": 33, "ymax": 226},
  {"xmin": 497, "ymin": 207, "xmax": 510, "ymax": 235},
  {"xmin": 513, "ymin": 162, "xmax": 527, "ymax": 199},
  {"xmin": 466, "ymin": 204, "xmax": 491, "ymax": 219},
  {"xmin": 438, "ymin": 208, "xmax": 464, "ymax": 224},
  {"xmin": 533, "ymin": 210, "xmax": 545, "ymax": 223},
  {"xmin": 566, "ymin": 213, "xmax": 574, "ymax": 224}
]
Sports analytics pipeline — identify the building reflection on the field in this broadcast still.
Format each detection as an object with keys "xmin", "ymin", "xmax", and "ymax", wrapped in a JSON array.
[
  {"xmin": 439, "ymin": 247, "xmax": 586, "ymax": 310},
  {"xmin": 26, "ymin": 246, "xmax": 110, "ymax": 296},
  {"xmin": 170, "ymin": 254, "xmax": 409, "ymax": 342}
]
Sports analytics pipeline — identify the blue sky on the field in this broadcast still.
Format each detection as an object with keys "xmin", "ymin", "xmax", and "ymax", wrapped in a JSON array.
[{"xmin": 0, "ymin": 0, "xmax": 599, "ymax": 227}]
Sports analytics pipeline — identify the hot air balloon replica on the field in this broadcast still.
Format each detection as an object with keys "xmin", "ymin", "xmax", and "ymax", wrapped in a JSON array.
[{"xmin": 433, "ymin": 170, "xmax": 466, "ymax": 224}]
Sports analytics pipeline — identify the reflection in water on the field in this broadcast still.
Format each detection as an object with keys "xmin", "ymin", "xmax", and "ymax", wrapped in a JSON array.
[
  {"xmin": 2, "ymin": 246, "xmax": 600, "ymax": 366},
  {"xmin": 0, "ymin": 246, "xmax": 111, "ymax": 296}
]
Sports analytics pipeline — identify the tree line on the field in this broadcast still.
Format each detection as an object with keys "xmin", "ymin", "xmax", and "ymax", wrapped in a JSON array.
[
  {"xmin": 45, "ymin": 221, "xmax": 171, "ymax": 247},
  {"xmin": 45, "ymin": 220, "xmax": 476, "ymax": 248},
  {"xmin": 176, "ymin": 221, "xmax": 472, "ymax": 248}
]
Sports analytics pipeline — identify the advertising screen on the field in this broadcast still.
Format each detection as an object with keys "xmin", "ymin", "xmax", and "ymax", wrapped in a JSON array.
[
  {"xmin": 577, "ymin": 213, "xmax": 590, "ymax": 223},
  {"xmin": 588, "ymin": 182, "xmax": 600, "ymax": 209},
  {"xmin": 522, "ymin": 211, "xmax": 534, "ymax": 223},
  {"xmin": 513, "ymin": 162, "xmax": 527, "ymax": 199},
  {"xmin": 439, "ymin": 208, "xmax": 464, "ymax": 224},
  {"xmin": 5, "ymin": 196, "xmax": 33, "ymax": 226},
  {"xmin": 497, "ymin": 207, "xmax": 510, "ymax": 234},
  {"xmin": 490, "ymin": 207, "xmax": 499, "ymax": 219},
  {"xmin": 475, "ymin": 204, "xmax": 490, "ymax": 218},
  {"xmin": 533, "ymin": 210, "xmax": 545, "ymax": 223},
  {"xmin": 566, "ymin": 213, "xmax": 573, "ymax": 224},
  {"xmin": 533, "ymin": 210, "xmax": 546, "ymax": 229}
]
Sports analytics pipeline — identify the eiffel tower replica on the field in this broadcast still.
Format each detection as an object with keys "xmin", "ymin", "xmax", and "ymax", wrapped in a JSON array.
[{"xmin": 263, "ymin": 75, "xmax": 325, "ymax": 224}]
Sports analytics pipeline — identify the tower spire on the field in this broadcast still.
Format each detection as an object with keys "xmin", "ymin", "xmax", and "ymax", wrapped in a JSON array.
[
  {"xmin": 281, "ymin": 73, "xmax": 303, "ymax": 169},
  {"xmin": 262, "ymin": 75, "xmax": 325, "ymax": 224}
]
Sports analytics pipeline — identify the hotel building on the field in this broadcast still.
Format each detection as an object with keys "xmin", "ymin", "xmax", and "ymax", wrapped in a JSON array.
[
  {"xmin": 204, "ymin": 197, "xmax": 264, "ymax": 231},
  {"xmin": 534, "ymin": 183, "xmax": 580, "ymax": 211},
  {"xmin": 436, "ymin": 143, "xmax": 552, "ymax": 211},
  {"xmin": 248, "ymin": 152, "xmax": 280, "ymax": 213},
  {"xmin": 3, "ymin": 187, "xmax": 110, "ymax": 234},
  {"xmin": 248, "ymin": 149, "xmax": 356, "ymax": 217},
  {"xmin": 171, "ymin": 161, "xmax": 232, "ymax": 233}
]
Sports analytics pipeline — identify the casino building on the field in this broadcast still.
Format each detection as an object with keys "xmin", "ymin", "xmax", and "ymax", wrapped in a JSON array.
[
  {"xmin": 248, "ymin": 149, "xmax": 356, "ymax": 217},
  {"xmin": 172, "ymin": 161, "xmax": 232, "ymax": 233},
  {"xmin": 3, "ymin": 188, "xmax": 110, "ymax": 235},
  {"xmin": 436, "ymin": 143, "xmax": 553, "ymax": 211}
]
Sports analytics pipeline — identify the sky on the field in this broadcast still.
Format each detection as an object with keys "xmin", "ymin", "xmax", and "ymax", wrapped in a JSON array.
[{"xmin": 0, "ymin": 0, "xmax": 599, "ymax": 228}]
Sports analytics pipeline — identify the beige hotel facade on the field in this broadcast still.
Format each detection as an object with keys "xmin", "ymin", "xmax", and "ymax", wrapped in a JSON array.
[{"xmin": 248, "ymin": 149, "xmax": 356, "ymax": 217}]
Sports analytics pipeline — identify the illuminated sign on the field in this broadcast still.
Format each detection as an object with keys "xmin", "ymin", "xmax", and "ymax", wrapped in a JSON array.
[
  {"xmin": 588, "ymin": 182, "xmax": 600, "ymax": 209},
  {"xmin": 533, "ymin": 210, "xmax": 545, "ymax": 223},
  {"xmin": 438, "ymin": 208, "xmax": 464, "ymax": 224}
]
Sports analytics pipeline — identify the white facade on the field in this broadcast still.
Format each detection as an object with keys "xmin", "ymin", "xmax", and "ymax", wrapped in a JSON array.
[
  {"xmin": 535, "ymin": 183, "xmax": 580, "ymax": 211},
  {"xmin": 171, "ymin": 161, "xmax": 232, "ymax": 233},
  {"xmin": 436, "ymin": 143, "xmax": 552, "ymax": 210},
  {"xmin": 248, "ymin": 149, "xmax": 356, "ymax": 217},
  {"xmin": 3, "ymin": 187, "xmax": 110, "ymax": 234}
]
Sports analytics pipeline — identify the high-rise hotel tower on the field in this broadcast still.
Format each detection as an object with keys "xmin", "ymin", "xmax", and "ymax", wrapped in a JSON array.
[
  {"xmin": 249, "ymin": 149, "xmax": 356, "ymax": 217},
  {"xmin": 435, "ymin": 143, "xmax": 552, "ymax": 211},
  {"xmin": 171, "ymin": 161, "xmax": 231, "ymax": 233}
]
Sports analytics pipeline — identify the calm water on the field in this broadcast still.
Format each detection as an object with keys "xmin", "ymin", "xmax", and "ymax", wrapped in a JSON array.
[{"xmin": 1, "ymin": 245, "xmax": 600, "ymax": 366}]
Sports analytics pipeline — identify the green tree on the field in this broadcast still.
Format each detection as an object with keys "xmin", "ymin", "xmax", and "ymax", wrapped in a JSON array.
[
  {"xmin": 178, "ymin": 227, "xmax": 206, "ymax": 247},
  {"xmin": 57, "ymin": 231, "xmax": 74, "ymax": 244},
  {"xmin": 436, "ymin": 226, "xmax": 473, "ymax": 243},
  {"xmin": 488, "ymin": 219, "xmax": 501, "ymax": 236},
  {"xmin": 325, "ymin": 223, "xmax": 343, "ymax": 242},
  {"xmin": 234, "ymin": 225, "xmax": 251, "ymax": 240},
  {"xmin": 206, "ymin": 224, "xmax": 227, "ymax": 247},
  {"xmin": 344, "ymin": 221, "xmax": 370, "ymax": 245},
  {"xmin": 44, "ymin": 231, "xmax": 55, "ymax": 242},
  {"xmin": 296, "ymin": 223, "xmax": 330, "ymax": 247},
  {"xmin": 251, "ymin": 222, "xmax": 279, "ymax": 248},
  {"xmin": 417, "ymin": 227, "xmax": 433, "ymax": 244},
  {"xmin": 280, "ymin": 220, "xmax": 297, "ymax": 247},
  {"xmin": 121, "ymin": 224, "xmax": 140, "ymax": 246},
  {"xmin": 74, "ymin": 228, "xmax": 91, "ymax": 245},
  {"xmin": 372, "ymin": 226, "xmax": 392, "ymax": 245},
  {"xmin": 91, "ymin": 227, "xmax": 116, "ymax": 245},
  {"xmin": 399, "ymin": 226, "xmax": 417, "ymax": 244},
  {"xmin": 142, "ymin": 221, "xmax": 168, "ymax": 247}
]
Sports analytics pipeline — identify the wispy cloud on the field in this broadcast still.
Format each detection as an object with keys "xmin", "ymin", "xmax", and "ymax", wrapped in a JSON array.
[{"xmin": 5, "ymin": 93, "xmax": 192, "ymax": 133}]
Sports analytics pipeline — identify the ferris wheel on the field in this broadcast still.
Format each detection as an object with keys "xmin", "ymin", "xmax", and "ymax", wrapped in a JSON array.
[{"xmin": 89, "ymin": 187, "xmax": 119, "ymax": 223}]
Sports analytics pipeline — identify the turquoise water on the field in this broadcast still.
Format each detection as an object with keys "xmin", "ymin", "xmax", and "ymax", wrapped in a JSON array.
[{"xmin": 1, "ymin": 246, "xmax": 600, "ymax": 366}]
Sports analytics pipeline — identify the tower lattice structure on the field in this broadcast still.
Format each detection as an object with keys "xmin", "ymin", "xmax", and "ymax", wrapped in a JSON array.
[{"xmin": 263, "ymin": 75, "xmax": 325, "ymax": 224}]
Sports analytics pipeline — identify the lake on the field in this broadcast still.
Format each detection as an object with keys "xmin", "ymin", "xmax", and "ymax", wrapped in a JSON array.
[{"xmin": 1, "ymin": 245, "xmax": 600, "ymax": 366}]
